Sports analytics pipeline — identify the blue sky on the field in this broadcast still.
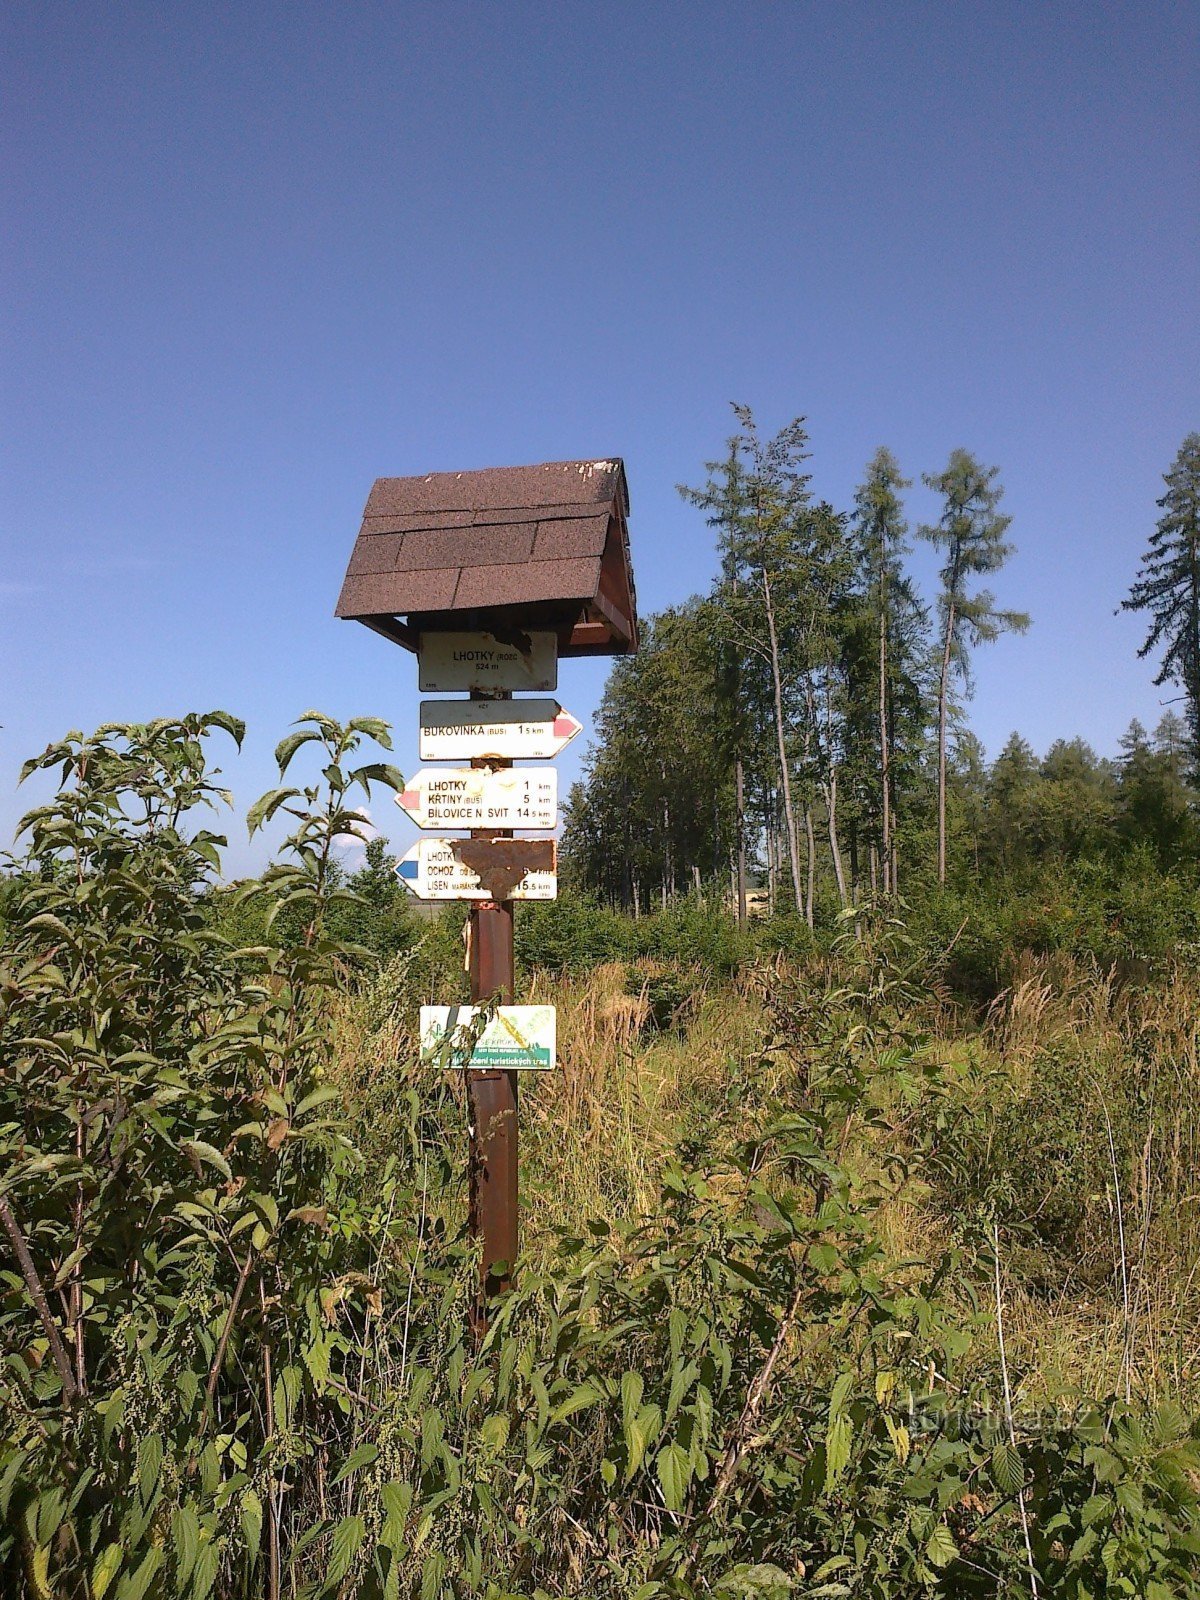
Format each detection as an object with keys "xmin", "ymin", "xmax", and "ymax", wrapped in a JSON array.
[{"xmin": 3, "ymin": 2, "xmax": 1197, "ymax": 873}]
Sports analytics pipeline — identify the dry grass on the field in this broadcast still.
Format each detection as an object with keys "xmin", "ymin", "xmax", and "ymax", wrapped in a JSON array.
[{"xmin": 328, "ymin": 945, "xmax": 1200, "ymax": 1408}]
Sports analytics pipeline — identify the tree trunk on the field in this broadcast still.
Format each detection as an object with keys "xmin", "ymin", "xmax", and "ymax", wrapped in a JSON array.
[
  {"xmin": 734, "ymin": 753, "xmax": 748, "ymax": 930},
  {"xmin": 804, "ymin": 807, "xmax": 816, "ymax": 929},
  {"xmin": 761, "ymin": 564, "xmax": 805, "ymax": 914},
  {"xmin": 936, "ymin": 600, "xmax": 956, "ymax": 886},
  {"xmin": 879, "ymin": 567, "xmax": 892, "ymax": 894},
  {"xmin": 824, "ymin": 774, "xmax": 849, "ymax": 906}
]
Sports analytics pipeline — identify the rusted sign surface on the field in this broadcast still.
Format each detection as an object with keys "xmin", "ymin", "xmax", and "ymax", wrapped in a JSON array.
[
  {"xmin": 396, "ymin": 837, "xmax": 557, "ymax": 900},
  {"xmin": 418, "ymin": 630, "xmax": 557, "ymax": 692}
]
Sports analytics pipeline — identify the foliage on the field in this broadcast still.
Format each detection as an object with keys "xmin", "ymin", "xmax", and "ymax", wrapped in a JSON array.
[
  {"xmin": 1122, "ymin": 432, "xmax": 1200, "ymax": 778},
  {"xmin": 2, "ymin": 714, "xmax": 1198, "ymax": 1597}
]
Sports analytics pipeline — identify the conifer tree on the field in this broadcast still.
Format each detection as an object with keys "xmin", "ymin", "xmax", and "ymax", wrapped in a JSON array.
[
  {"xmin": 919, "ymin": 450, "xmax": 1030, "ymax": 884},
  {"xmin": 852, "ymin": 447, "xmax": 920, "ymax": 893},
  {"xmin": 1121, "ymin": 433, "xmax": 1200, "ymax": 777}
]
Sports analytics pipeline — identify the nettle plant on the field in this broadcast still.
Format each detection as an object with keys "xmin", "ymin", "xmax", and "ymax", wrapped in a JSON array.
[{"xmin": 0, "ymin": 712, "xmax": 412, "ymax": 1600}]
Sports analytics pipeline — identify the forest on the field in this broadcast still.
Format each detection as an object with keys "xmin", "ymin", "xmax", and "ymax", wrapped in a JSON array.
[{"xmin": 1, "ymin": 425, "xmax": 1199, "ymax": 1599}]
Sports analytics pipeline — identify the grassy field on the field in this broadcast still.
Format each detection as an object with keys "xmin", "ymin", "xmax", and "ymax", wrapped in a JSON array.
[{"xmin": 4, "ymin": 714, "xmax": 1198, "ymax": 1597}]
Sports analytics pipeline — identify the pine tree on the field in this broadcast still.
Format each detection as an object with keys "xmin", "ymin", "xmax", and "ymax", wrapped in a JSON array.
[
  {"xmin": 851, "ymin": 447, "xmax": 922, "ymax": 893},
  {"xmin": 919, "ymin": 450, "xmax": 1030, "ymax": 884},
  {"xmin": 1121, "ymin": 433, "xmax": 1200, "ymax": 777},
  {"xmin": 680, "ymin": 407, "xmax": 814, "ymax": 917}
]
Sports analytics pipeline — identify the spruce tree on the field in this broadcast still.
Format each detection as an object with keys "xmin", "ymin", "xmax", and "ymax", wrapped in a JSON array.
[
  {"xmin": 1121, "ymin": 433, "xmax": 1200, "ymax": 777},
  {"xmin": 919, "ymin": 450, "xmax": 1030, "ymax": 884}
]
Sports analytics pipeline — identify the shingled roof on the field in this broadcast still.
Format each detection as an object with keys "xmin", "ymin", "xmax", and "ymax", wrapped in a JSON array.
[{"xmin": 335, "ymin": 458, "xmax": 638, "ymax": 656}]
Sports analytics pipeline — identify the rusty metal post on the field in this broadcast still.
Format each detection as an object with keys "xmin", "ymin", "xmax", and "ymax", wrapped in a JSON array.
[{"xmin": 467, "ymin": 692, "xmax": 518, "ymax": 1323}]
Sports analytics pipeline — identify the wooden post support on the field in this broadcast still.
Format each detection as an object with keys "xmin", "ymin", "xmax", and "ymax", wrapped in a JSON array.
[{"xmin": 467, "ymin": 692, "xmax": 518, "ymax": 1328}]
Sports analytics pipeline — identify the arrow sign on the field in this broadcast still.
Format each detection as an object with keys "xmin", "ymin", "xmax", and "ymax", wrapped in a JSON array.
[
  {"xmin": 418, "ymin": 630, "xmax": 557, "ymax": 692},
  {"xmin": 396, "ymin": 838, "xmax": 557, "ymax": 900},
  {"xmin": 420, "ymin": 1004, "xmax": 556, "ymax": 1071},
  {"xmin": 396, "ymin": 767, "xmax": 557, "ymax": 830},
  {"xmin": 419, "ymin": 699, "xmax": 582, "ymax": 762}
]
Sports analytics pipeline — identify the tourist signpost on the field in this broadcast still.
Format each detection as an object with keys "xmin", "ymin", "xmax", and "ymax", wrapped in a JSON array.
[
  {"xmin": 418, "ymin": 699, "xmax": 582, "ymax": 761},
  {"xmin": 396, "ymin": 766, "xmax": 558, "ymax": 830},
  {"xmin": 396, "ymin": 837, "xmax": 557, "ymax": 900},
  {"xmin": 334, "ymin": 457, "xmax": 638, "ymax": 1329},
  {"xmin": 418, "ymin": 630, "xmax": 558, "ymax": 693}
]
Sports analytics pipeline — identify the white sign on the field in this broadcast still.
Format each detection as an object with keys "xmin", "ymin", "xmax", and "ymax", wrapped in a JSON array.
[
  {"xmin": 420, "ymin": 1005, "xmax": 556, "ymax": 1071},
  {"xmin": 395, "ymin": 838, "xmax": 557, "ymax": 900},
  {"xmin": 418, "ymin": 631, "xmax": 558, "ymax": 693},
  {"xmin": 418, "ymin": 699, "xmax": 582, "ymax": 762},
  {"xmin": 395, "ymin": 767, "xmax": 557, "ymax": 830}
]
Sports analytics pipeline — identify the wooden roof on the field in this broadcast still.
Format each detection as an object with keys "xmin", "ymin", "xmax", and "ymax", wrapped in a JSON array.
[{"xmin": 335, "ymin": 459, "xmax": 638, "ymax": 656}]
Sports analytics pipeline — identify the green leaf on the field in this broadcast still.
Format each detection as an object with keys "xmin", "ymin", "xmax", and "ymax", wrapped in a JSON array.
[
  {"xmin": 275, "ymin": 729, "xmax": 323, "ymax": 775},
  {"xmin": 180, "ymin": 1140, "xmax": 232, "ymax": 1182},
  {"xmin": 824, "ymin": 1414, "xmax": 851, "ymax": 1494},
  {"xmin": 137, "ymin": 1433, "xmax": 164, "ymax": 1505},
  {"xmin": 91, "ymin": 1544, "xmax": 123, "ymax": 1600},
  {"xmin": 173, "ymin": 1505, "xmax": 200, "ymax": 1583},
  {"xmin": 621, "ymin": 1370, "xmax": 644, "ymax": 1448},
  {"xmin": 625, "ymin": 1403, "xmax": 662, "ymax": 1483},
  {"xmin": 326, "ymin": 1515, "xmax": 365, "ymax": 1586},
  {"xmin": 551, "ymin": 1379, "xmax": 605, "ymax": 1425},
  {"xmin": 191, "ymin": 1542, "xmax": 219, "ymax": 1600},
  {"xmin": 240, "ymin": 1489, "xmax": 263, "ymax": 1557},
  {"xmin": 925, "ymin": 1522, "xmax": 957, "ymax": 1569},
  {"xmin": 245, "ymin": 785, "xmax": 301, "ymax": 836},
  {"xmin": 656, "ymin": 1442, "xmax": 691, "ymax": 1512},
  {"xmin": 202, "ymin": 709, "xmax": 246, "ymax": 748},
  {"xmin": 479, "ymin": 1414, "xmax": 510, "ymax": 1453},
  {"xmin": 116, "ymin": 1547, "xmax": 163, "ymax": 1600},
  {"xmin": 990, "ymin": 1440, "xmax": 1024, "ymax": 1494},
  {"xmin": 331, "ymin": 1442, "xmax": 379, "ymax": 1484},
  {"xmin": 295, "ymin": 1084, "xmax": 343, "ymax": 1119}
]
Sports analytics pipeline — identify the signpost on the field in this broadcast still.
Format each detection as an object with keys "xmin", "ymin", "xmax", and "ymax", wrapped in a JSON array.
[
  {"xmin": 418, "ymin": 630, "xmax": 558, "ymax": 693},
  {"xmin": 419, "ymin": 699, "xmax": 581, "ymax": 761},
  {"xmin": 396, "ymin": 767, "xmax": 557, "ymax": 830},
  {"xmin": 420, "ymin": 1005, "xmax": 556, "ymax": 1071},
  {"xmin": 337, "ymin": 456, "xmax": 638, "ymax": 1333},
  {"xmin": 396, "ymin": 837, "xmax": 557, "ymax": 900}
]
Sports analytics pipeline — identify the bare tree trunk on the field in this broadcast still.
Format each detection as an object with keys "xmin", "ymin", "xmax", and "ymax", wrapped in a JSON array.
[
  {"xmin": 879, "ymin": 570, "xmax": 892, "ymax": 894},
  {"xmin": 761, "ymin": 565, "xmax": 804, "ymax": 914},
  {"xmin": 936, "ymin": 601, "xmax": 956, "ymax": 886},
  {"xmin": 824, "ymin": 774, "xmax": 849, "ymax": 906},
  {"xmin": 734, "ymin": 753, "xmax": 748, "ymax": 930},
  {"xmin": 804, "ymin": 808, "xmax": 816, "ymax": 929}
]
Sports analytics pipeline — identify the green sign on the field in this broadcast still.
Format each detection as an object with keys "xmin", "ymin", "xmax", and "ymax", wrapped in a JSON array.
[{"xmin": 419, "ymin": 1005, "xmax": 556, "ymax": 1071}]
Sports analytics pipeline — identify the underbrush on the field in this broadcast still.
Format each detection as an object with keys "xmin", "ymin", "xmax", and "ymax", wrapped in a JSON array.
[{"xmin": 2, "ymin": 714, "xmax": 1198, "ymax": 1598}]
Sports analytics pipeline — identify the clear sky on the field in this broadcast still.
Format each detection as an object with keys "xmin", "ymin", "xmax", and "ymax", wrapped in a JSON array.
[{"xmin": 3, "ymin": 2, "xmax": 1197, "ymax": 872}]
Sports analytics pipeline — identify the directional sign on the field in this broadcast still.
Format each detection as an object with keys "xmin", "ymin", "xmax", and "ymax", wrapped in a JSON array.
[
  {"xmin": 420, "ymin": 1004, "xmax": 556, "ymax": 1071},
  {"xmin": 418, "ymin": 630, "xmax": 558, "ymax": 693},
  {"xmin": 396, "ymin": 767, "xmax": 557, "ymax": 830},
  {"xmin": 419, "ymin": 699, "xmax": 582, "ymax": 762},
  {"xmin": 396, "ymin": 838, "xmax": 557, "ymax": 900}
]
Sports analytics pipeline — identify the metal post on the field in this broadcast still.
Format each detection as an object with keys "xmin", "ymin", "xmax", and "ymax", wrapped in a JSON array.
[{"xmin": 467, "ymin": 692, "xmax": 518, "ymax": 1325}]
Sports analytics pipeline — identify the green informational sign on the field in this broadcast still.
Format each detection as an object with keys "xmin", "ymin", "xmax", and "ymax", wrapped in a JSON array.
[{"xmin": 419, "ymin": 1005, "xmax": 556, "ymax": 1071}]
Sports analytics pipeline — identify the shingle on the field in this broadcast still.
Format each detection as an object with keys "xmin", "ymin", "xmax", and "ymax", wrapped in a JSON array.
[
  {"xmin": 364, "ymin": 459, "xmax": 623, "ymax": 519},
  {"xmin": 394, "ymin": 524, "xmax": 536, "ymax": 572},
  {"xmin": 471, "ymin": 501, "xmax": 599, "ymax": 527},
  {"xmin": 452, "ymin": 557, "xmax": 602, "ymax": 609},
  {"xmin": 335, "ymin": 569, "xmax": 458, "ymax": 618},
  {"xmin": 346, "ymin": 534, "xmax": 404, "ymax": 575},
  {"xmin": 359, "ymin": 509, "xmax": 474, "ymax": 536},
  {"xmin": 532, "ymin": 512, "xmax": 610, "ymax": 560}
]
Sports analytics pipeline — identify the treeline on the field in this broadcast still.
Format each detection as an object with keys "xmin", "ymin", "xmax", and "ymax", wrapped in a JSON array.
[{"xmin": 563, "ymin": 413, "xmax": 1200, "ymax": 916}]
